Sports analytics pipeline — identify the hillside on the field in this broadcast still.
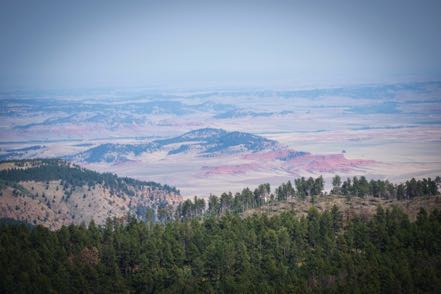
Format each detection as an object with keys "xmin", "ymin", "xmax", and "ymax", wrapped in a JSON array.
[
  {"xmin": 0, "ymin": 159, "xmax": 181, "ymax": 229},
  {"xmin": 243, "ymin": 194, "xmax": 441, "ymax": 221}
]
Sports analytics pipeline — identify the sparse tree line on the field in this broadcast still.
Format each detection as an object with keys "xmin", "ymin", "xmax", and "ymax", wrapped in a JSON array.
[
  {"xmin": 171, "ymin": 175, "xmax": 440, "ymax": 221},
  {"xmin": 332, "ymin": 175, "xmax": 440, "ymax": 199},
  {"xmin": 173, "ymin": 178, "xmax": 324, "ymax": 221},
  {"xmin": 2, "ymin": 161, "xmax": 439, "ymax": 225}
]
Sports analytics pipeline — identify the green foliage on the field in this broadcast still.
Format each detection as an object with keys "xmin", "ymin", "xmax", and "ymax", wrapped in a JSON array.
[
  {"xmin": 1, "ymin": 208, "xmax": 441, "ymax": 293},
  {"xmin": 331, "ymin": 175, "xmax": 341, "ymax": 194},
  {"xmin": 275, "ymin": 181, "xmax": 294, "ymax": 201},
  {"xmin": 1, "ymin": 160, "xmax": 440, "ymax": 292},
  {"xmin": 334, "ymin": 175, "xmax": 439, "ymax": 199},
  {"xmin": 295, "ymin": 176, "xmax": 324, "ymax": 199}
]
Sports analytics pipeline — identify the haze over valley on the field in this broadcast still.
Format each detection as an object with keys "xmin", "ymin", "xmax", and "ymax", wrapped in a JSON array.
[{"xmin": 1, "ymin": 82, "xmax": 440, "ymax": 196}]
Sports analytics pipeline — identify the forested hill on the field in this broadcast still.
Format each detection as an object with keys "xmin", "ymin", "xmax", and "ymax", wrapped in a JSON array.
[
  {"xmin": 1, "ymin": 165, "xmax": 441, "ymax": 292},
  {"xmin": 1, "ymin": 206, "xmax": 441, "ymax": 292},
  {"xmin": 0, "ymin": 159, "xmax": 181, "ymax": 229},
  {"xmin": 0, "ymin": 159, "xmax": 178, "ymax": 194}
]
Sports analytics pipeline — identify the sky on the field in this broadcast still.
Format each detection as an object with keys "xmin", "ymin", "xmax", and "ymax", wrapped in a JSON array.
[{"xmin": 1, "ymin": 0, "xmax": 441, "ymax": 90}]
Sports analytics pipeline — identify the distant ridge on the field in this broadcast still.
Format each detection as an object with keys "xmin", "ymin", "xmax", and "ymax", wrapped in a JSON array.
[{"xmin": 71, "ymin": 128, "xmax": 281, "ymax": 163}]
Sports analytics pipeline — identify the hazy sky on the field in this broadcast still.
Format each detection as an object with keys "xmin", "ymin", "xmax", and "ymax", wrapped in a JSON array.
[{"xmin": 1, "ymin": 0, "xmax": 441, "ymax": 89}]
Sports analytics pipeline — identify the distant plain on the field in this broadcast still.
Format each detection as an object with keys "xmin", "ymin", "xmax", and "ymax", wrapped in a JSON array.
[{"xmin": 1, "ymin": 82, "xmax": 440, "ymax": 196}]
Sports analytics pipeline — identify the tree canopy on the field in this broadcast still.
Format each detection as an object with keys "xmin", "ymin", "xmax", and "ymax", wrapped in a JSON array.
[{"xmin": 1, "ymin": 207, "xmax": 441, "ymax": 293}]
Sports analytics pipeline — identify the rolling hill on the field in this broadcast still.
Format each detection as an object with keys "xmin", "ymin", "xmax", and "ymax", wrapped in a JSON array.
[{"xmin": 71, "ymin": 128, "xmax": 281, "ymax": 163}]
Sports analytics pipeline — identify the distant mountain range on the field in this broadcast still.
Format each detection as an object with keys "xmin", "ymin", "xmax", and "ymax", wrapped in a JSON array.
[
  {"xmin": 188, "ymin": 81, "xmax": 441, "ymax": 100},
  {"xmin": 6, "ymin": 100, "xmax": 238, "ymax": 130},
  {"xmin": 0, "ymin": 145, "xmax": 47, "ymax": 161},
  {"xmin": 214, "ymin": 110, "xmax": 293, "ymax": 119},
  {"xmin": 71, "ymin": 128, "xmax": 281, "ymax": 163}
]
